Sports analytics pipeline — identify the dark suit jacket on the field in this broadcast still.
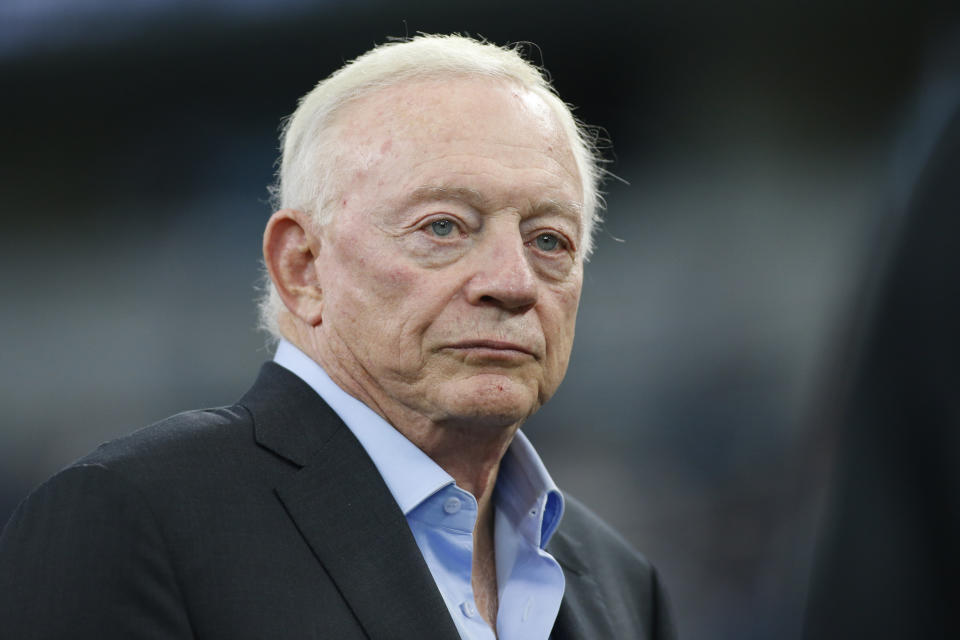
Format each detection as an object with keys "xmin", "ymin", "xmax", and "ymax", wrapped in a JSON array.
[{"xmin": 0, "ymin": 363, "xmax": 675, "ymax": 639}]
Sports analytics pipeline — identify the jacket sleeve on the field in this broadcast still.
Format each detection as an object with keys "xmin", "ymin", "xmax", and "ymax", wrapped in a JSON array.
[{"xmin": 0, "ymin": 463, "xmax": 195, "ymax": 639}]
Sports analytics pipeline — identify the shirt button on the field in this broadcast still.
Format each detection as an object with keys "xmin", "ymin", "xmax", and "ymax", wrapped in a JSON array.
[
  {"xmin": 460, "ymin": 601, "xmax": 477, "ymax": 617},
  {"xmin": 522, "ymin": 598, "xmax": 533, "ymax": 622},
  {"xmin": 443, "ymin": 496, "xmax": 462, "ymax": 515}
]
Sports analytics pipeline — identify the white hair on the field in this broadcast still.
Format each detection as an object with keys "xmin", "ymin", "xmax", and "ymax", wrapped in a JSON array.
[{"xmin": 259, "ymin": 34, "xmax": 606, "ymax": 339}]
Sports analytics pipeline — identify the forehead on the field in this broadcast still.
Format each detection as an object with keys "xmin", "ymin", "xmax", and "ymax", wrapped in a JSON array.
[
  {"xmin": 335, "ymin": 76, "xmax": 565, "ymax": 144},
  {"xmin": 327, "ymin": 76, "xmax": 583, "ymax": 209}
]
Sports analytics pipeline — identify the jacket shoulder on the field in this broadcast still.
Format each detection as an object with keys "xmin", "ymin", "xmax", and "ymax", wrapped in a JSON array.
[{"xmin": 77, "ymin": 404, "xmax": 254, "ymax": 471}]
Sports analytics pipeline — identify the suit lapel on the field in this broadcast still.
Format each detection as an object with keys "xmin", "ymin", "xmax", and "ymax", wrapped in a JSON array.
[
  {"xmin": 242, "ymin": 364, "xmax": 460, "ymax": 640},
  {"xmin": 548, "ymin": 528, "xmax": 616, "ymax": 640}
]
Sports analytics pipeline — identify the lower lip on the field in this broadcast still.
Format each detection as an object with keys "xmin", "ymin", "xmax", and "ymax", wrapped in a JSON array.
[{"xmin": 447, "ymin": 346, "xmax": 533, "ymax": 361}]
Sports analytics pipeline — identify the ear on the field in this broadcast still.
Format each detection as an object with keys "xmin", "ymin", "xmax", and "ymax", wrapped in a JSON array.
[{"xmin": 263, "ymin": 208, "xmax": 324, "ymax": 326}]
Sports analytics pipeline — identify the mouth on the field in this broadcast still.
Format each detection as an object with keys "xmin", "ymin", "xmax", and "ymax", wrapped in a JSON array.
[{"xmin": 445, "ymin": 340, "xmax": 538, "ymax": 360}]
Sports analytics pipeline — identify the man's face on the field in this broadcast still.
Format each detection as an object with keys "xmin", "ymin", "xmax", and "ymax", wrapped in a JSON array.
[{"xmin": 314, "ymin": 77, "xmax": 584, "ymax": 429}]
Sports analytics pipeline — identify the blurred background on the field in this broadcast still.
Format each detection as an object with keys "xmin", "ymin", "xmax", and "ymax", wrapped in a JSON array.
[{"xmin": 2, "ymin": 1, "xmax": 957, "ymax": 638}]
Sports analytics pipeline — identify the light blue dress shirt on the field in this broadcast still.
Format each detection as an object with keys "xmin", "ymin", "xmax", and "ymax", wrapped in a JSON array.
[{"xmin": 274, "ymin": 339, "xmax": 566, "ymax": 640}]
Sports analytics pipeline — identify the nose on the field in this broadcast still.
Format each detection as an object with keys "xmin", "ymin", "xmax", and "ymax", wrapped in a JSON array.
[{"xmin": 464, "ymin": 228, "xmax": 539, "ymax": 312}]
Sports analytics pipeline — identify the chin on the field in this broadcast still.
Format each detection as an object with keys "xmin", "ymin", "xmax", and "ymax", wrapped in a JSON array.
[{"xmin": 439, "ymin": 374, "xmax": 539, "ymax": 427}]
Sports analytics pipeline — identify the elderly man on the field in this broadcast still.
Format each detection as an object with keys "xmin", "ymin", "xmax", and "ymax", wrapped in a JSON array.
[{"xmin": 0, "ymin": 35, "xmax": 674, "ymax": 639}]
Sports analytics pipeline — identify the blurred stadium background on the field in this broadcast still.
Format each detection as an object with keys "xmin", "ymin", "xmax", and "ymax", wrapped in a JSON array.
[{"xmin": 1, "ymin": 1, "xmax": 956, "ymax": 637}]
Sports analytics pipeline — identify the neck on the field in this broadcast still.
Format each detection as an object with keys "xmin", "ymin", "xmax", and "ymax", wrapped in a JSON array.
[
  {"xmin": 281, "ymin": 320, "xmax": 518, "ymax": 505},
  {"xmin": 413, "ymin": 420, "xmax": 516, "ymax": 503}
]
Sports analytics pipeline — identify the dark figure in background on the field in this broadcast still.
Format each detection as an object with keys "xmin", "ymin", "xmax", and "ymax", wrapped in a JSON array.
[
  {"xmin": 804, "ymin": 89, "xmax": 960, "ymax": 638},
  {"xmin": 0, "ymin": 35, "xmax": 674, "ymax": 640}
]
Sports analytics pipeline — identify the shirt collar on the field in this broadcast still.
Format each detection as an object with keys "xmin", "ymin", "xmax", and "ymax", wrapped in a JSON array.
[
  {"xmin": 273, "ymin": 338, "xmax": 564, "ymax": 546},
  {"xmin": 496, "ymin": 430, "xmax": 565, "ymax": 548}
]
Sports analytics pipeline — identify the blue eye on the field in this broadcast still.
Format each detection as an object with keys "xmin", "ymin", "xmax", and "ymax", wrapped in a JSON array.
[
  {"xmin": 430, "ymin": 219, "xmax": 454, "ymax": 236},
  {"xmin": 535, "ymin": 233, "xmax": 560, "ymax": 251}
]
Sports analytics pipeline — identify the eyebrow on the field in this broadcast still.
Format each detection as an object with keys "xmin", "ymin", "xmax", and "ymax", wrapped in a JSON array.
[
  {"xmin": 404, "ymin": 185, "xmax": 583, "ymax": 231},
  {"xmin": 404, "ymin": 186, "xmax": 491, "ymax": 210}
]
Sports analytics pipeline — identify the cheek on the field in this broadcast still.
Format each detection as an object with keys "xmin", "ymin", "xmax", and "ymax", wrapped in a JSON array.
[
  {"xmin": 550, "ymin": 280, "xmax": 583, "ymax": 329},
  {"xmin": 543, "ymin": 283, "xmax": 582, "ymax": 361},
  {"xmin": 329, "ymin": 242, "xmax": 438, "ymax": 338},
  {"xmin": 334, "ymin": 236, "xmax": 413, "ymax": 294}
]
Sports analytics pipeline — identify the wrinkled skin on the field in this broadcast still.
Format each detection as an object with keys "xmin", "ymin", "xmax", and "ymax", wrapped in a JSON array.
[{"xmin": 308, "ymin": 77, "xmax": 585, "ymax": 439}]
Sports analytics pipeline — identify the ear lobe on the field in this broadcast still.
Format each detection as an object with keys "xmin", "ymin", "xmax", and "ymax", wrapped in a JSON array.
[{"xmin": 263, "ymin": 209, "xmax": 324, "ymax": 326}]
